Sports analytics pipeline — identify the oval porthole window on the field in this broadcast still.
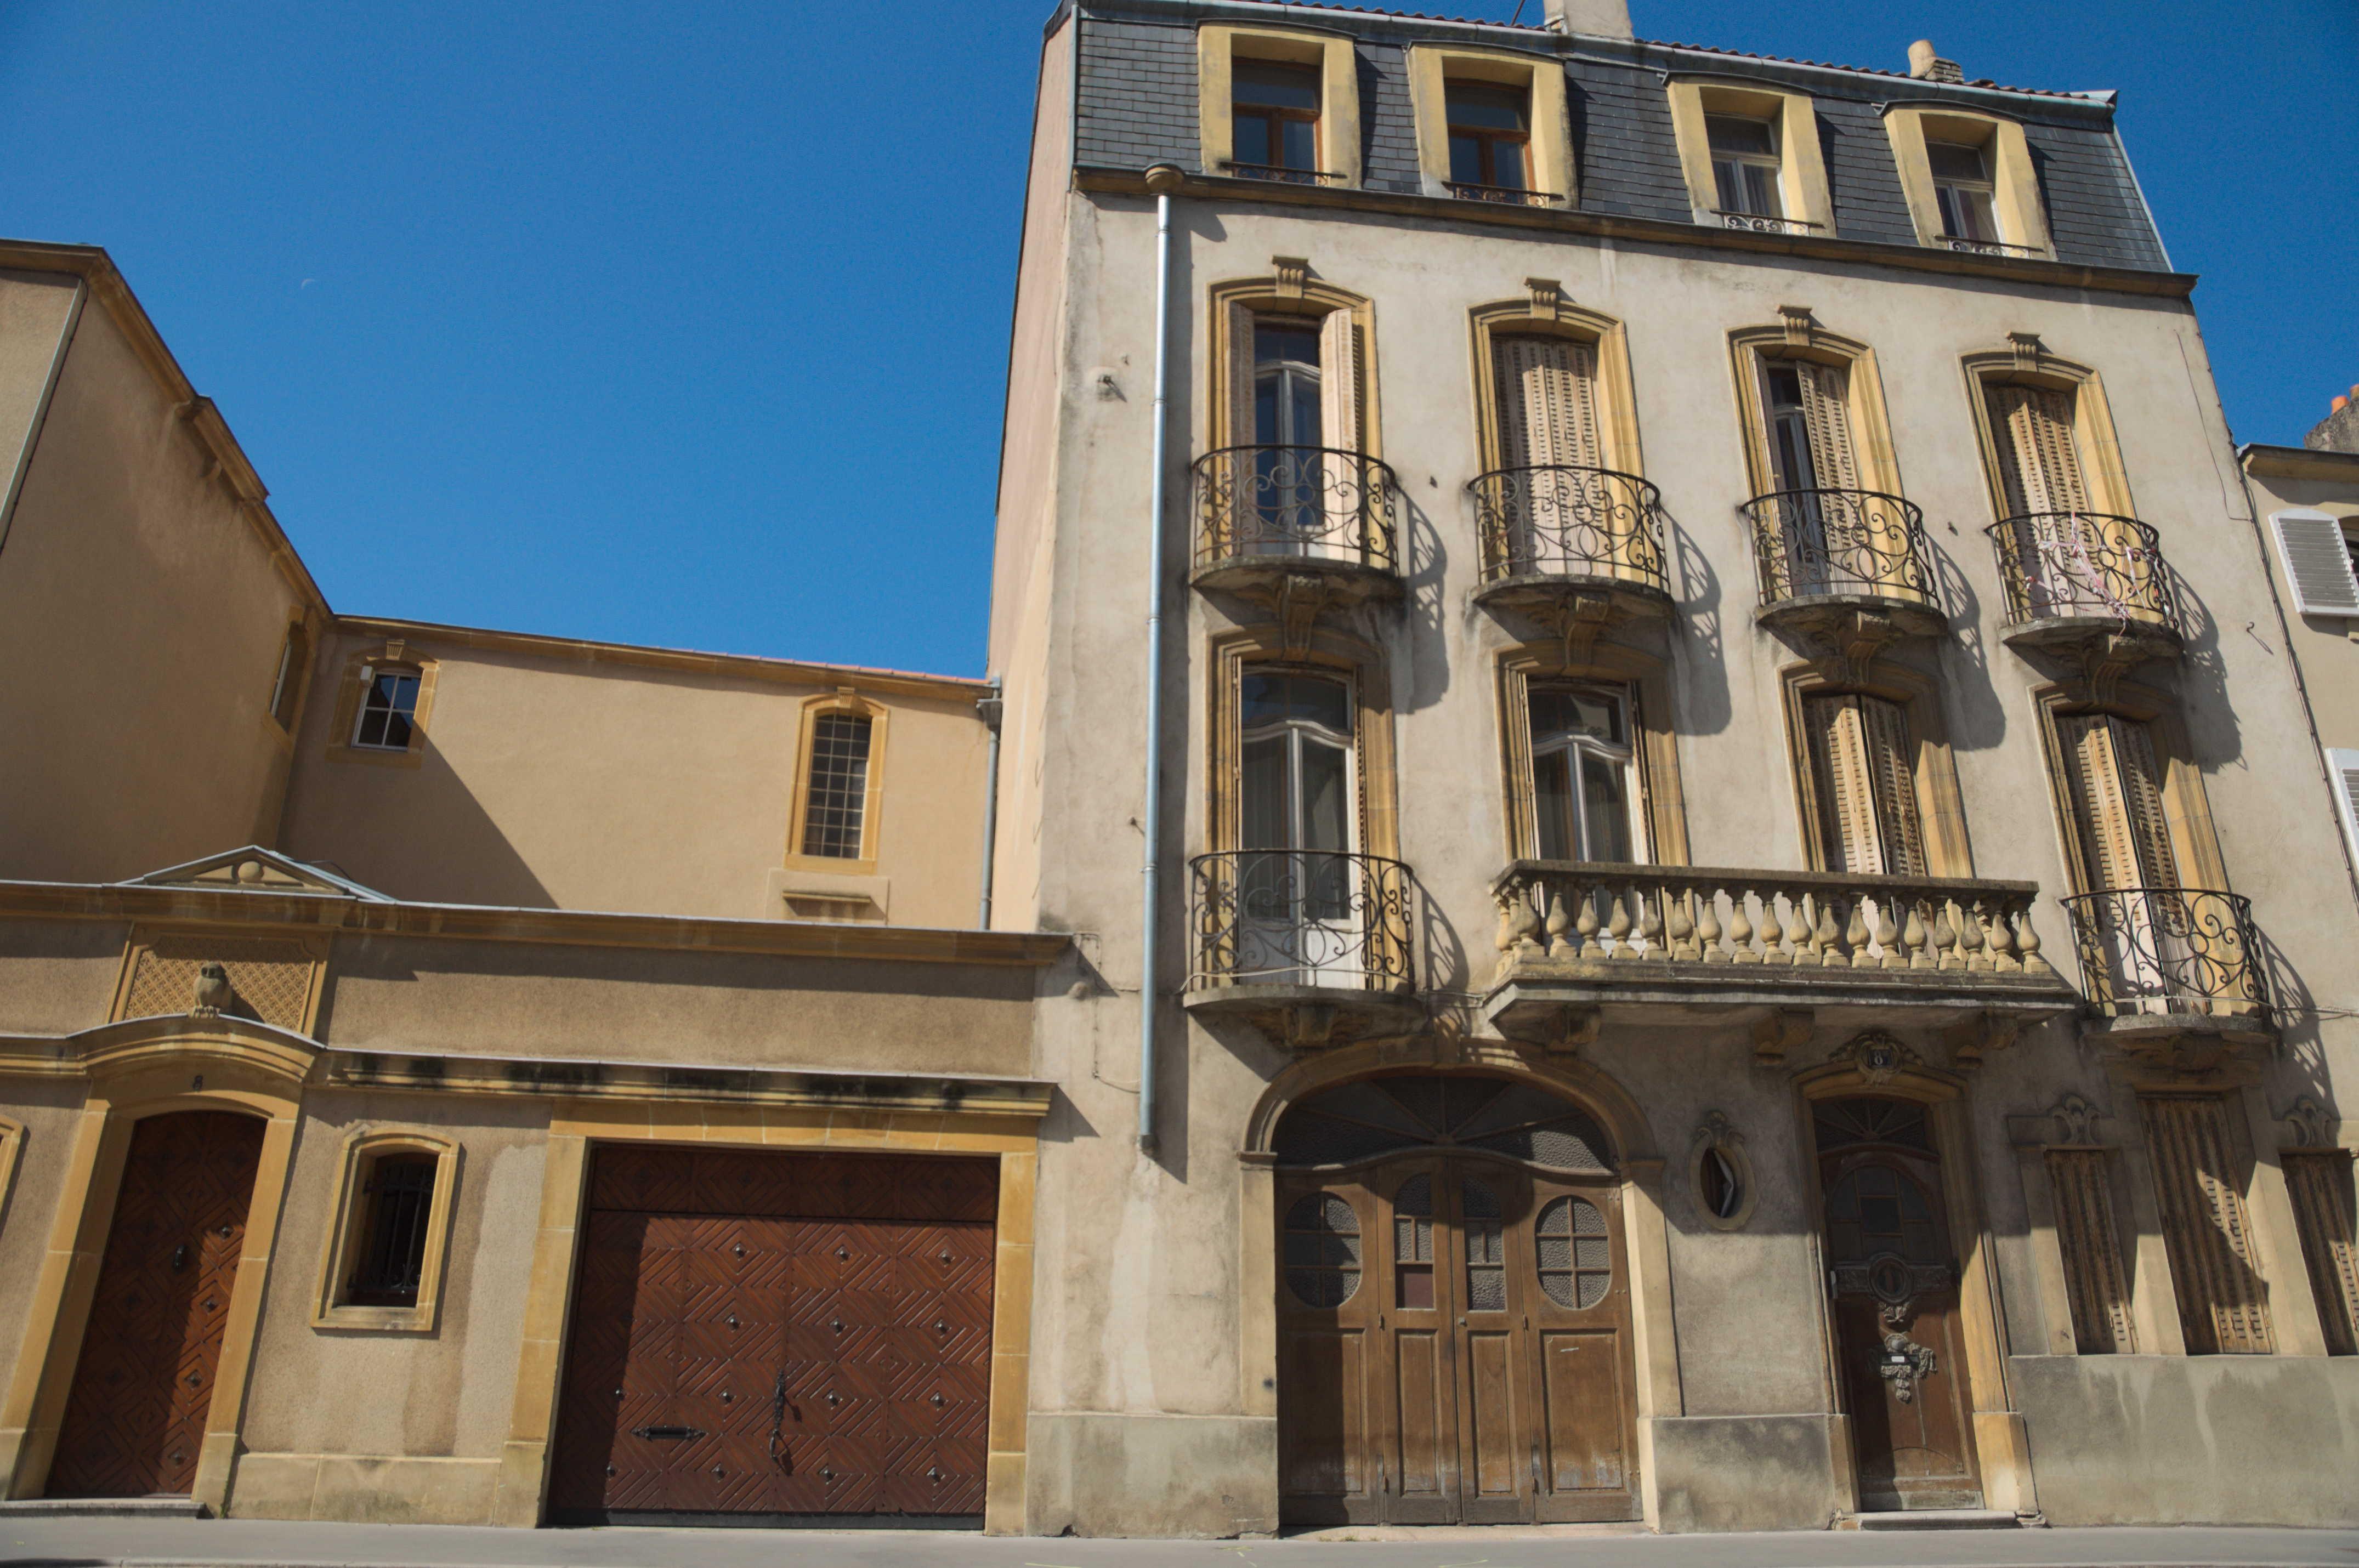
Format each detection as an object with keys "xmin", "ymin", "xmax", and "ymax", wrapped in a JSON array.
[
  {"xmin": 1700, "ymin": 1146, "xmax": 1742, "ymax": 1221},
  {"xmin": 1691, "ymin": 1116, "xmax": 1755, "ymax": 1230},
  {"xmin": 1283, "ymin": 1191, "xmax": 1362, "ymax": 1308}
]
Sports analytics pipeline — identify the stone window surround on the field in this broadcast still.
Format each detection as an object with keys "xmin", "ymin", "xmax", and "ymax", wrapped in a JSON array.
[
  {"xmin": 1778, "ymin": 652, "xmax": 1975, "ymax": 880},
  {"xmin": 1205, "ymin": 270, "xmax": 1382, "ymax": 456},
  {"xmin": 1404, "ymin": 43, "xmax": 1575, "ymax": 204},
  {"xmin": 1495, "ymin": 637, "xmax": 1689, "ymax": 866},
  {"xmin": 1884, "ymin": 104, "xmax": 2058, "ymax": 261},
  {"xmin": 322, "ymin": 639, "xmax": 441, "ymax": 771},
  {"xmin": 1205, "ymin": 625, "xmax": 1399, "ymax": 863},
  {"xmin": 1467, "ymin": 286, "xmax": 1643, "ymax": 476},
  {"xmin": 782, "ymin": 688, "xmax": 891, "ymax": 879},
  {"xmin": 1958, "ymin": 343, "xmax": 2138, "ymax": 524},
  {"xmin": 1663, "ymin": 77, "xmax": 1835, "ymax": 232},
  {"xmin": 1726, "ymin": 318, "xmax": 1906, "ymax": 502},
  {"xmin": 309, "ymin": 1127, "xmax": 462, "ymax": 1333},
  {"xmin": 1195, "ymin": 22, "xmax": 1362, "ymax": 189}
]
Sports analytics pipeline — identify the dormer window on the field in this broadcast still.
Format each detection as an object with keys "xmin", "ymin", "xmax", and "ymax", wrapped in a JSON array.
[
  {"xmin": 1929, "ymin": 140, "xmax": 1999, "ymax": 244},
  {"xmin": 1232, "ymin": 60, "xmax": 1322, "ymax": 183},
  {"xmin": 1445, "ymin": 81, "xmax": 1530, "ymax": 198},
  {"xmin": 352, "ymin": 668, "xmax": 421, "ymax": 751},
  {"xmin": 1707, "ymin": 115, "xmax": 1783, "ymax": 219}
]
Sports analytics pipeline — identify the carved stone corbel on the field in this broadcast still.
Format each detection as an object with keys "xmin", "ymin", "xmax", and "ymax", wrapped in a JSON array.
[
  {"xmin": 1272, "ymin": 255, "xmax": 1309, "ymax": 298},
  {"xmin": 1526, "ymin": 276, "xmax": 1564, "ymax": 320},
  {"xmin": 1543, "ymin": 589, "xmax": 1618, "ymax": 669},
  {"xmin": 1793, "ymin": 606, "xmax": 1899, "ymax": 681},
  {"xmin": 2282, "ymin": 1093, "xmax": 2339, "ymax": 1151},
  {"xmin": 2007, "ymin": 331, "xmax": 2044, "ymax": 374},
  {"xmin": 1752, "ymin": 1007, "xmax": 1813, "ymax": 1067},
  {"xmin": 2073, "ymin": 630, "xmax": 2151, "ymax": 707},
  {"xmin": 1269, "ymin": 572, "xmax": 1335, "ymax": 661},
  {"xmin": 1944, "ymin": 1009, "xmax": 2023, "ymax": 1071},
  {"xmin": 1827, "ymin": 1029, "xmax": 1921, "ymax": 1083},
  {"xmin": 1778, "ymin": 304, "xmax": 1816, "ymax": 348},
  {"xmin": 2048, "ymin": 1090, "xmax": 2104, "ymax": 1146}
]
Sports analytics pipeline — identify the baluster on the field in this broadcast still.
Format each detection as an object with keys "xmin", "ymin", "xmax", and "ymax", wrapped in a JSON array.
[
  {"xmin": 1727, "ymin": 886, "xmax": 1757, "ymax": 964},
  {"xmin": 1985, "ymin": 897, "xmax": 2020, "ymax": 972},
  {"xmin": 1931, "ymin": 899, "xmax": 1961, "ymax": 971},
  {"xmin": 1606, "ymin": 885, "xmax": 1634, "ymax": 959},
  {"xmin": 1902, "ymin": 899, "xmax": 1931, "ymax": 970},
  {"xmin": 1773, "ymin": 890, "xmax": 1808, "ymax": 967},
  {"xmin": 1960, "ymin": 899, "xmax": 1991, "ymax": 972},
  {"xmin": 1495, "ymin": 894, "xmax": 1518, "ymax": 959},
  {"xmin": 2015, "ymin": 900, "xmax": 2051, "ymax": 974},
  {"xmin": 1801, "ymin": 894, "xmax": 1835, "ymax": 968},
  {"xmin": 1845, "ymin": 896, "xmax": 1875, "ymax": 969},
  {"xmin": 1640, "ymin": 889, "xmax": 1669, "ymax": 961},
  {"xmin": 1545, "ymin": 891, "xmax": 1572, "ymax": 958},
  {"xmin": 1576, "ymin": 883, "xmax": 1604, "ymax": 958},
  {"xmin": 1688, "ymin": 888, "xmax": 1717, "ymax": 962},
  {"xmin": 1510, "ymin": 890, "xmax": 1545, "ymax": 956}
]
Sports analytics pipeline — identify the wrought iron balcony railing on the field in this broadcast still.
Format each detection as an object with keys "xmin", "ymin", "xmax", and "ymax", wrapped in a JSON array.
[
  {"xmin": 2061, "ymin": 888, "xmax": 2270, "ymax": 1020},
  {"xmin": 1717, "ymin": 211, "xmax": 1825, "ymax": 235},
  {"xmin": 1188, "ymin": 850, "xmax": 1415, "ymax": 993},
  {"xmin": 1221, "ymin": 161, "xmax": 1344, "ymax": 187},
  {"xmin": 1942, "ymin": 236, "xmax": 2043, "ymax": 257},
  {"xmin": 1447, "ymin": 181, "xmax": 1564, "ymax": 207},
  {"xmin": 1468, "ymin": 464, "xmax": 1669, "ymax": 594},
  {"xmin": 1193, "ymin": 445, "xmax": 1401, "ymax": 576},
  {"xmin": 1744, "ymin": 488, "xmax": 1942, "ymax": 613},
  {"xmin": 1491, "ymin": 861, "xmax": 2054, "ymax": 980},
  {"xmin": 1986, "ymin": 512, "xmax": 2181, "ymax": 634}
]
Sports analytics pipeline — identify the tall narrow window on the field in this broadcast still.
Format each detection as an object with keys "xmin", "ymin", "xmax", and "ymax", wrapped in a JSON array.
[
  {"xmin": 1761, "ymin": 361, "xmax": 1858, "ymax": 495},
  {"xmin": 345, "ymin": 1152, "xmax": 436, "ymax": 1308},
  {"xmin": 2054, "ymin": 714, "xmax": 2175, "ymax": 894},
  {"xmin": 268, "ymin": 624, "xmax": 308, "ymax": 729},
  {"xmin": 1986, "ymin": 385, "xmax": 2089, "ymax": 518},
  {"xmin": 1530, "ymin": 684, "xmax": 1640, "ymax": 863},
  {"xmin": 2141, "ymin": 1096, "xmax": 2274, "ymax": 1355},
  {"xmin": 352, "ymin": 667, "xmax": 422, "ymax": 751},
  {"xmin": 1237, "ymin": 671, "xmax": 1358, "ymax": 984},
  {"xmin": 2283, "ymin": 1151, "xmax": 2359, "ymax": 1355},
  {"xmin": 1232, "ymin": 60, "xmax": 1321, "ymax": 181},
  {"xmin": 1445, "ymin": 80, "xmax": 1530, "ymax": 196},
  {"xmin": 800, "ymin": 711, "xmax": 874, "ymax": 859},
  {"xmin": 1494, "ymin": 335, "xmax": 1602, "ymax": 473},
  {"xmin": 1254, "ymin": 321, "xmax": 1323, "ymax": 448},
  {"xmin": 1461, "ymin": 1177, "xmax": 1506, "ymax": 1312},
  {"xmin": 1707, "ymin": 114, "xmax": 1782, "ymax": 218},
  {"xmin": 1927, "ymin": 140, "xmax": 1999, "ymax": 243},
  {"xmin": 2046, "ymin": 1150, "xmax": 2136, "ymax": 1353},
  {"xmin": 1801, "ymin": 693, "xmax": 1925, "ymax": 875}
]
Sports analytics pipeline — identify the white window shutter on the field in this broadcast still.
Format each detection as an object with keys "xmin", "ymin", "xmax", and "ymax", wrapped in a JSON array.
[
  {"xmin": 2327, "ymin": 748, "xmax": 2359, "ymax": 872},
  {"xmin": 2273, "ymin": 510, "xmax": 2359, "ymax": 617}
]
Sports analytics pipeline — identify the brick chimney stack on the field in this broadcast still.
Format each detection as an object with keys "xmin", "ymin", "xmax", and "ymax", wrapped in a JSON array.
[
  {"xmin": 1545, "ymin": 0, "xmax": 1634, "ymax": 41},
  {"xmin": 2307, "ymin": 384, "xmax": 2359, "ymax": 455},
  {"xmin": 1908, "ymin": 39, "xmax": 1965, "ymax": 83}
]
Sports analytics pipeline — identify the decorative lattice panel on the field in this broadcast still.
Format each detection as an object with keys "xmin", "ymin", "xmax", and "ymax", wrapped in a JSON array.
[{"xmin": 122, "ymin": 935, "xmax": 317, "ymax": 1031}]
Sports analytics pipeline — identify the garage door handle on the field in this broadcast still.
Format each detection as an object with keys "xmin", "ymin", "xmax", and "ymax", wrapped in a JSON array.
[
  {"xmin": 632, "ymin": 1425, "xmax": 706, "ymax": 1441},
  {"xmin": 768, "ymin": 1371, "xmax": 787, "ymax": 1462}
]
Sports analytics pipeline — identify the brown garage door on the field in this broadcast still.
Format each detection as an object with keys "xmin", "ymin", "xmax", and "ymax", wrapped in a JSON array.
[{"xmin": 547, "ymin": 1145, "xmax": 997, "ymax": 1527}]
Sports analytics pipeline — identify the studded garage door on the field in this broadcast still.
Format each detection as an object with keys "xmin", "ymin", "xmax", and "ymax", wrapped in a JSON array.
[{"xmin": 547, "ymin": 1146, "xmax": 997, "ymax": 1527}]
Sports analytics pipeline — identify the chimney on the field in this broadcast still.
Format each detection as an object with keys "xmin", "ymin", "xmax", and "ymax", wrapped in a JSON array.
[
  {"xmin": 2307, "ymin": 383, "xmax": 2359, "ymax": 456},
  {"xmin": 1545, "ymin": 0, "xmax": 1633, "ymax": 41},
  {"xmin": 1908, "ymin": 39, "xmax": 1965, "ymax": 83}
]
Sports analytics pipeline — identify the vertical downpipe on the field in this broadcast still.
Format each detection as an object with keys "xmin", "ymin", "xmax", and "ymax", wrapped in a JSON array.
[
  {"xmin": 976, "ymin": 678, "xmax": 1003, "ymax": 929},
  {"xmin": 1137, "ymin": 166, "xmax": 1183, "ymax": 1156}
]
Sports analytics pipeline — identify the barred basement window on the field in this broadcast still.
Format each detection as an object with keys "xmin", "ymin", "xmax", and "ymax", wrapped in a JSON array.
[
  {"xmin": 2141, "ymin": 1096, "xmax": 2274, "ymax": 1354},
  {"xmin": 2283, "ymin": 1151, "xmax": 2359, "ymax": 1356},
  {"xmin": 800, "ymin": 712, "xmax": 874, "ymax": 859},
  {"xmin": 347, "ymin": 1153, "xmax": 436, "ymax": 1307},
  {"xmin": 2046, "ymin": 1149, "xmax": 2136, "ymax": 1353}
]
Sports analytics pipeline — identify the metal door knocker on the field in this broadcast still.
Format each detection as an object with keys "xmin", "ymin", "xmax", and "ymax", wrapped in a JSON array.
[{"xmin": 1878, "ymin": 1332, "xmax": 1938, "ymax": 1404}]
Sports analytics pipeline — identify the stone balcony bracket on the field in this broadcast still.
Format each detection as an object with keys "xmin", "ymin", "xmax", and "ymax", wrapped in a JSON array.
[{"xmin": 1179, "ymin": 982, "xmax": 1425, "ymax": 1052}]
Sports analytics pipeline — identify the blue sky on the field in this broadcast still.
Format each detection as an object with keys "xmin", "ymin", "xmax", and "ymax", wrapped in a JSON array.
[{"xmin": 2, "ymin": 1, "xmax": 2349, "ymax": 677}]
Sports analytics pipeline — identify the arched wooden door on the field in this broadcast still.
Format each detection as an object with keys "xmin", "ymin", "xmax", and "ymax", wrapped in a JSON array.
[
  {"xmin": 1272, "ymin": 1075, "xmax": 1637, "ymax": 1526},
  {"xmin": 1811, "ymin": 1097, "xmax": 1982, "ymax": 1512}
]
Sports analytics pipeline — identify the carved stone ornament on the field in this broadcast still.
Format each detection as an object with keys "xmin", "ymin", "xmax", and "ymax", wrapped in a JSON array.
[
  {"xmin": 1272, "ymin": 255, "xmax": 1309, "ymax": 298},
  {"xmin": 2050, "ymin": 1091, "xmax": 2103, "ymax": 1147},
  {"xmin": 190, "ymin": 961, "xmax": 234, "ymax": 1018},
  {"xmin": 1876, "ymin": 1330, "xmax": 1938, "ymax": 1404},
  {"xmin": 2006, "ymin": 330, "xmax": 2044, "ymax": 374},
  {"xmin": 1525, "ymin": 276, "xmax": 1564, "ymax": 320},
  {"xmin": 1545, "ymin": 589, "xmax": 1618, "ymax": 669},
  {"xmin": 1834, "ymin": 1252, "xmax": 1949, "ymax": 1323},
  {"xmin": 1752, "ymin": 1007, "xmax": 1813, "ymax": 1067},
  {"xmin": 1694, "ymin": 1109, "xmax": 1743, "ymax": 1155},
  {"xmin": 1829, "ymin": 1029, "xmax": 1920, "ymax": 1084},
  {"xmin": 1271, "ymin": 572, "xmax": 1336, "ymax": 662},
  {"xmin": 1778, "ymin": 304, "xmax": 1816, "ymax": 348},
  {"xmin": 2282, "ymin": 1094, "xmax": 2339, "ymax": 1151}
]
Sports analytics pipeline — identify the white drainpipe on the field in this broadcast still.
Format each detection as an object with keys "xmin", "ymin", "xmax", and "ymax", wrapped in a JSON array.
[{"xmin": 1137, "ymin": 165, "xmax": 1183, "ymax": 1155}]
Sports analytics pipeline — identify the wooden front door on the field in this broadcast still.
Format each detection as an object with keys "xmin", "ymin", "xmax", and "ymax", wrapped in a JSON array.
[
  {"xmin": 1277, "ymin": 1155, "xmax": 1637, "ymax": 1525},
  {"xmin": 49, "ymin": 1111, "xmax": 266, "ymax": 1498},
  {"xmin": 547, "ymin": 1146, "xmax": 996, "ymax": 1527},
  {"xmin": 1812, "ymin": 1097, "xmax": 1982, "ymax": 1512}
]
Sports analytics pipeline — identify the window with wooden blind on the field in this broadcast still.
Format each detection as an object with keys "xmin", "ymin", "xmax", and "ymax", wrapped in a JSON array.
[
  {"xmin": 2141, "ymin": 1095, "xmax": 2274, "ymax": 1355},
  {"xmin": 1493, "ymin": 334, "xmax": 1603, "ymax": 473},
  {"xmin": 1799, "ymin": 693, "xmax": 1925, "ymax": 876},
  {"xmin": 2283, "ymin": 1150, "xmax": 2359, "ymax": 1356},
  {"xmin": 1226, "ymin": 305, "xmax": 1367, "ymax": 458},
  {"xmin": 2052, "ymin": 713, "xmax": 2177, "ymax": 894},
  {"xmin": 2046, "ymin": 1150, "xmax": 2136, "ymax": 1353},
  {"xmin": 2270, "ymin": 509, "xmax": 2359, "ymax": 617},
  {"xmin": 1986, "ymin": 384, "xmax": 2089, "ymax": 518},
  {"xmin": 1760, "ymin": 360, "xmax": 1859, "ymax": 495}
]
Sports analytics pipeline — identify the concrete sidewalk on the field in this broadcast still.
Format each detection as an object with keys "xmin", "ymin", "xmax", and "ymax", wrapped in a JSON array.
[{"xmin": 2, "ymin": 1517, "xmax": 2356, "ymax": 1568}]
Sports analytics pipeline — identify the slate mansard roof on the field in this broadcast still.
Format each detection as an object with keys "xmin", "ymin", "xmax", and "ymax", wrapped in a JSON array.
[{"xmin": 1066, "ymin": 0, "xmax": 2170, "ymax": 275}]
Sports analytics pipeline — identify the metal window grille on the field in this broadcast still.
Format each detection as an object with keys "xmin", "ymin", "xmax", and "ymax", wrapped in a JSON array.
[
  {"xmin": 799, "ymin": 712, "xmax": 874, "ymax": 859},
  {"xmin": 347, "ymin": 1154, "xmax": 436, "ymax": 1306}
]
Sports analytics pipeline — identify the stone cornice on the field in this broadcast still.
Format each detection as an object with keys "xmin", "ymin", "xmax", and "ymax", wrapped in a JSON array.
[
  {"xmin": 2239, "ymin": 442, "xmax": 2359, "ymax": 482},
  {"xmin": 330, "ymin": 616, "xmax": 991, "ymax": 702},
  {"xmin": 0, "ymin": 878, "xmax": 1071, "ymax": 968},
  {"xmin": 1073, "ymin": 168, "xmax": 2197, "ymax": 301}
]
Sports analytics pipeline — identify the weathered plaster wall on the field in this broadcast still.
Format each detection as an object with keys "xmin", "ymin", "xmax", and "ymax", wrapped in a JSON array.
[
  {"xmin": 0, "ymin": 921, "xmax": 131, "ymax": 1035},
  {"xmin": 0, "ymin": 286, "xmax": 310, "ymax": 883},
  {"xmin": 0, "ymin": 1085, "xmax": 94, "ymax": 1421}
]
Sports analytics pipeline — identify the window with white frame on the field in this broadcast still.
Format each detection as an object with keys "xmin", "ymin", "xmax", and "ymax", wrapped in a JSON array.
[
  {"xmin": 1927, "ymin": 140, "xmax": 2000, "ymax": 244},
  {"xmin": 351, "ymin": 667, "xmax": 422, "ymax": 751},
  {"xmin": 1529, "ymin": 684, "xmax": 1642, "ymax": 862},
  {"xmin": 1706, "ymin": 114, "xmax": 1782, "ymax": 219},
  {"xmin": 2271, "ymin": 510, "xmax": 2359, "ymax": 617}
]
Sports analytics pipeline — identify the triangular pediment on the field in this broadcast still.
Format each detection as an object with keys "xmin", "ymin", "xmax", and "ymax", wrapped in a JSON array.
[{"xmin": 122, "ymin": 846, "xmax": 392, "ymax": 902}]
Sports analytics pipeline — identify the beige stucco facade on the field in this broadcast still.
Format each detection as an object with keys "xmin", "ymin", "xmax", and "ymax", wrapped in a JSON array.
[{"xmin": 1, "ymin": 0, "xmax": 2355, "ymax": 1543}]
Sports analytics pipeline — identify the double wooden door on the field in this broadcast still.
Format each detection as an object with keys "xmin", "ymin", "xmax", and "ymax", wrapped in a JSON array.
[
  {"xmin": 547, "ymin": 1146, "xmax": 996, "ymax": 1526},
  {"xmin": 1277, "ymin": 1157, "xmax": 1637, "ymax": 1525},
  {"xmin": 49, "ymin": 1111, "xmax": 265, "ymax": 1498},
  {"xmin": 1814, "ymin": 1099, "xmax": 1983, "ymax": 1512}
]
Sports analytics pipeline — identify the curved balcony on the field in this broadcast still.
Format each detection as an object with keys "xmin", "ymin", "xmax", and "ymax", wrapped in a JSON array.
[
  {"xmin": 1467, "ymin": 464, "xmax": 1674, "ymax": 629},
  {"xmin": 1744, "ymin": 488, "xmax": 1946, "ymax": 641},
  {"xmin": 1986, "ymin": 512, "xmax": 2182, "ymax": 660},
  {"xmin": 1190, "ymin": 445, "xmax": 1402, "ymax": 606},
  {"xmin": 1182, "ymin": 849, "xmax": 1420, "ymax": 1049},
  {"xmin": 2061, "ymin": 889, "xmax": 2273, "ymax": 1055}
]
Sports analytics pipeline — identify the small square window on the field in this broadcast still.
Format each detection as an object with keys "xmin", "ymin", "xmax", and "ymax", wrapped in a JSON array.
[
  {"xmin": 352, "ymin": 668, "xmax": 422, "ymax": 751},
  {"xmin": 1232, "ymin": 60, "xmax": 1321, "ymax": 181},
  {"xmin": 1444, "ymin": 81, "xmax": 1529, "ymax": 195}
]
